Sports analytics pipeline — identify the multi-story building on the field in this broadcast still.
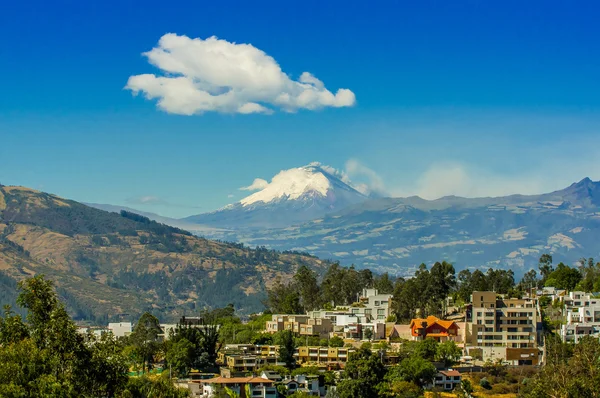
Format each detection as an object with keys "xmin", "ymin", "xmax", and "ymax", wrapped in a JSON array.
[
  {"xmin": 560, "ymin": 323, "xmax": 600, "ymax": 343},
  {"xmin": 217, "ymin": 345, "xmax": 283, "ymax": 375},
  {"xmin": 360, "ymin": 288, "xmax": 393, "ymax": 321},
  {"xmin": 265, "ymin": 314, "xmax": 330, "ymax": 336},
  {"xmin": 561, "ymin": 291, "xmax": 596, "ymax": 310},
  {"xmin": 295, "ymin": 346, "xmax": 355, "ymax": 365},
  {"xmin": 467, "ymin": 291, "xmax": 542, "ymax": 365}
]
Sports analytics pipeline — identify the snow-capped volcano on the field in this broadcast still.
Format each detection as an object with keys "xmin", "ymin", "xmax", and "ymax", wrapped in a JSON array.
[{"xmin": 184, "ymin": 162, "xmax": 368, "ymax": 228}]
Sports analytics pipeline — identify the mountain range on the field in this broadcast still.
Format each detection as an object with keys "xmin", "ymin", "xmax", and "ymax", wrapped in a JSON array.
[
  {"xmin": 143, "ymin": 165, "xmax": 600, "ymax": 278},
  {"xmin": 0, "ymin": 184, "xmax": 332, "ymax": 322}
]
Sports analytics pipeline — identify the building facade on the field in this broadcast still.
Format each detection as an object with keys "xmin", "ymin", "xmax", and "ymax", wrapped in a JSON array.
[{"xmin": 467, "ymin": 291, "xmax": 542, "ymax": 365}]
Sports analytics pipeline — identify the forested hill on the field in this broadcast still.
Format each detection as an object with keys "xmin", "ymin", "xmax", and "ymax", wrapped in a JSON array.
[{"xmin": 0, "ymin": 185, "xmax": 332, "ymax": 323}]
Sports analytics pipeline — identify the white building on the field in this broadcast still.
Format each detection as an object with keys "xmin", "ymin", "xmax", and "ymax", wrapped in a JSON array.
[
  {"xmin": 360, "ymin": 288, "xmax": 393, "ymax": 321},
  {"xmin": 108, "ymin": 322, "xmax": 132, "ymax": 338},
  {"xmin": 432, "ymin": 369, "xmax": 462, "ymax": 391},
  {"xmin": 560, "ymin": 323, "xmax": 600, "ymax": 343}
]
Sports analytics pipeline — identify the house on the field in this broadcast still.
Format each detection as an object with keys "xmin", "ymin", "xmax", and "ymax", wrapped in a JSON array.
[
  {"xmin": 282, "ymin": 375, "xmax": 321, "ymax": 396},
  {"xmin": 432, "ymin": 369, "xmax": 462, "ymax": 391},
  {"xmin": 198, "ymin": 376, "xmax": 277, "ymax": 398},
  {"xmin": 409, "ymin": 316, "xmax": 460, "ymax": 342},
  {"xmin": 387, "ymin": 323, "xmax": 412, "ymax": 341}
]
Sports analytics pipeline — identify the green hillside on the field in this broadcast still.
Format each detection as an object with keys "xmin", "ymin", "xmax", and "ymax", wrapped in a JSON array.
[{"xmin": 0, "ymin": 185, "xmax": 332, "ymax": 323}]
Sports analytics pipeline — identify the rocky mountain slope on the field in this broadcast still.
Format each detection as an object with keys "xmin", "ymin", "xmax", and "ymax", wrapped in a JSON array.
[
  {"xmin": 0, "ymin": 185, "xmax": 332, "ymax": 322},
  {"xmin": 192, "ymin": 178, "xmax": 600, "ymax": 277}
]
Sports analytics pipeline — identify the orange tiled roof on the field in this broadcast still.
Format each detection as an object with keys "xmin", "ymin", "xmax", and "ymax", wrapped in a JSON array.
[{"xmin": 409, "ymin": 316, "xmax": 457, "ymax": 332}]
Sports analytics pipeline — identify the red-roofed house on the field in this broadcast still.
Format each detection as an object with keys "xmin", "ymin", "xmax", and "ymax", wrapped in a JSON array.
[
  {"xmin": 433, "ymin": 369, "xmax": 462, "ymax": 391},
  {"xmin": 409, "ymin": 316, "xmax": 460, "ymax": 342}
]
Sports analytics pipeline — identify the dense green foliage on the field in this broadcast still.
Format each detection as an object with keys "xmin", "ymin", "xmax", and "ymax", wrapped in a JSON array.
[
  {"xmin": 391, "ymin": 261, "xmax": 456, "ymax": 322},
  {"xmin": 0, "ymin": 276, "xmax": 131, "ymax": 397},
  {"xmin": 0, "ymin": 275, "xmax": 213, "ymax": 397},
  {"xmin": 520, "ymin": 336, "xmax": 600, "ymax": 397},
  {"xmin": 266, "ymin": 263, "xmax": 396, "ymax": 314}
]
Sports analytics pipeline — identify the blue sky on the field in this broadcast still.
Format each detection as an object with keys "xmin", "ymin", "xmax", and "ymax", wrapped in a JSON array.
[{"xmin": 1, "ymin": 0, "xmax": 600, "ymax": 217}]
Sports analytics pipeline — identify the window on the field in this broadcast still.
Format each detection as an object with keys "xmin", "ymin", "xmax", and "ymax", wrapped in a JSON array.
[
  {"xmin": 374, "ymin": 301, "xmax": 380, "ymax": 306},
  {"xmin": 477, "ymin": 312, "xmax": 482, "ymax": 317}
]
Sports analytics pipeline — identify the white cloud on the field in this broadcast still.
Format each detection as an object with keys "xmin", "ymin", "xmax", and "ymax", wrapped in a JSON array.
[
  {"xmin": 227, "ymin": 194, "xmax": 235, "ymax": 198},
  {"xmin": 240, "ymin": 178, "xmax": 269, "ymax": 191},
  {"xmin": 345, "ymin": 159, "xmax": 387, "ymax": 196},
  {"xmin": 126, "ymin": 195, "xmax": 167, "ymax": 205},
  {"xmin": 125, "ymin": 34, "xmax": 356, "ymax": 115}
]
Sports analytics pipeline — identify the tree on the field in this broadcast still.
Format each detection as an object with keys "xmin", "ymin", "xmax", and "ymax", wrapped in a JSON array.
[
  {"xmin": 329, "ymin": 336, "xmax": 344, "ymax": 347},
  {"xmin": 129, "ymin": 312, "xmax": 162, "ymax": 373},
  {"xmin": 545, "ymin": 263, "xmax": 582, "ymax": 291},
  {"xmin": 0, "ymin": 275, "xmax": 129, "ymax": 397},
  {"xmin": 538, "ymin": 254, "xmax": 554, "ymax": 285},
  {"xmin": 337, "ymin": 348, "xmax": 385, "ymax": 398},
  {"xmin": 166, "ymin": 337, "xmax": 196, "ymax": 377},
  {"xmin": 521, "ymin": 335, "xmax": 600, "ymax": 397},
  {"xmin": 294, "ymin": 265, "xmax": 322, "ymax": 311},
  {"xmin": 384, "ymin": 354, "xmax": 437, "ymax": 392},
  {"xmin": 266, "ymin": 278, "xmax": 303, "ymax": 314},
  {"xmin": 374, "ymin": 273, "xmax": 394, "ymax": 294},
  {"xmin": 0, "ymin": 305, "xmax": 29, "ymax": 344},
  {"xmin": 391, "ymin": 278, "xmax": 420, "ymax": 322},
  {"xmin": 414, "ymin": 338, "xmax": 438, "ymax": 361},
  {"xmin": 520, "ymin": 269, "xmax": 539, "ymax": 292},
  {"xmin": 276, "ymin": 330, "xmax": 296, "ymax": 369},
  {"xmin": 321, "ymin": 263, "xmax": 345, "ymax": 306},
  {"xmin": 363, "ymin": 328, "xmax": 373, "ymax": 341},
  {"xmin": 436, "ymin": 341, "xmax": 461, "ymax": 367}
]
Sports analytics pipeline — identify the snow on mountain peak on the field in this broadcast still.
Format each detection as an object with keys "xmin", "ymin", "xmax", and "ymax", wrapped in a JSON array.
[{"xmin": 240, "ymin": 164, "xmax": 334, "ymax": 206}]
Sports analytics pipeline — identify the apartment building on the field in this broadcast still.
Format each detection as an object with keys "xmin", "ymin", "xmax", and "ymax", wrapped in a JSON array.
[
  {"xmin": 467, "ymin": 291, "xmax": 541, "ymax": 365},
  {"xmin": 560, "ymin": 323, "xmax": 600, "ymax": 343},
  {"xmin": 265, "ymin": 314, "xmax": 332, "ymax": 336},
  {"xmin": 360, "ymin": 288, "xmax": 393, "ymax": 321},
  {"xmin": 295, "ymin": 346, "xmax": 355, "ymax": 365},
  {"xmin": 556, "ymin": 292, "xmax": 600, "ymax": 342},
  {"xmin": 217, "ymin": 345, "xmax": 282, "ymax": 374}
]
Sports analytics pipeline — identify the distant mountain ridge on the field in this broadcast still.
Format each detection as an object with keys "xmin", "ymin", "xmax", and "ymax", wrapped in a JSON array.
[{"xmin": 185, "ymin": 177, "xmax": 600, "ymax": 276}]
